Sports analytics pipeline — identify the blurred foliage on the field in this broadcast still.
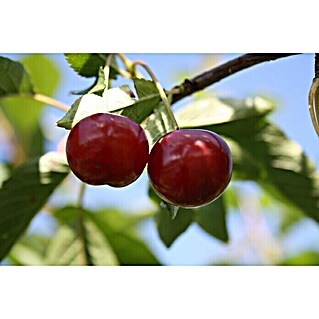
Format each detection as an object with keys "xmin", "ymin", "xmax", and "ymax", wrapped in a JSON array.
[
  {"xmin": 1, "ymin": 53, "xmax": 319, "ymax": 265},
  {"xmin": 280, "ymin": 251, "xmax": 319, "ymax": 265},
  {"xmin": 0, "ymin": 54, "xmax": 60, "ymax": 163}
]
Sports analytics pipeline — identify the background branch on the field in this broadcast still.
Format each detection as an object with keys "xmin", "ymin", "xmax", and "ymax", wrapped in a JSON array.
[{"xmin": 171, "ymin": 53, "xmax": 301, "ymax": 104}]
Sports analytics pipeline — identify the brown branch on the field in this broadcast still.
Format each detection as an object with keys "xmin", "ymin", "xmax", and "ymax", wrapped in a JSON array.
[{"xmin": 171, "ymin": 53, "xmax": 301, "ymax": 104}]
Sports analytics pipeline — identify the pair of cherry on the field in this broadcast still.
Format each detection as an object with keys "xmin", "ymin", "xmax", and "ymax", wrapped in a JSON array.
[{"xmin": 66, "ymin": 113, "xmax": 232, "ymax": 208}]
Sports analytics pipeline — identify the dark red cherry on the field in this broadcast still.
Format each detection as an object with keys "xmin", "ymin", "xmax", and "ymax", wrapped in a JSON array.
[
  {"xmin": 147, "ymin": 129, "xmax": 232, "ymax": 208},
  {"xmin": 66, "ymin": 113, "xmax": 149, "ymax": 187}
]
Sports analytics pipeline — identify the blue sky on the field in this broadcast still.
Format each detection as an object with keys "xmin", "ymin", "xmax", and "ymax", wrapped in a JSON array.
[{"xmin": 2, "ymin": 53, "xmax": 319, "ymax": 265}]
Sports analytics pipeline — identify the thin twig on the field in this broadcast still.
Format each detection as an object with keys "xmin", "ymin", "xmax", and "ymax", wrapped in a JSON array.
[
  {"xmin": 33, "ymin": 93, "xmax": 70, "ymax": 112},
  {"xmin": 171, "ymin": 53, "xmax": 301, "ymax": 104},
  {"xmin": 76, "ymin": 183, "xmax": 93, "ymax": 266}
]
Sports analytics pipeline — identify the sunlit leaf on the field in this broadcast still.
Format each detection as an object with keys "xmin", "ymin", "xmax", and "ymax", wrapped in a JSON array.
[
  {"xmin": 176, "ymin": 95, "xmax": 274, "ymax": 138},
  {"xmin": 56, "ymin": 87, "xmax": 135, "ymax": 130},
  {"xmin": 54, "ymin": 206, "xmax": 160, "ymax": 265},
  {"xmin": 7, "ymin": 234, "xmax": 50, "ymax": 265},
  {"xmin": 45, "ymin": 220, "xmax": 118, "ymax": 266},
  {"xmin": 8, "ymin": 239, "xmax": 47, "ymax": 265},
  {"xmin": 45, "ymin": 224, "xmax": 83, "ymax": 265}
]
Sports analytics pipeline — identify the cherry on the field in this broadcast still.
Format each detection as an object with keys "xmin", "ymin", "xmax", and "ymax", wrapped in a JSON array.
[
  {"xmin": 66, "ymin": 113, "xmax": 149, "ymax": 187},
  {"xmin": 147, "ymin": 129, "xmax": 232, "ymax": 208}
]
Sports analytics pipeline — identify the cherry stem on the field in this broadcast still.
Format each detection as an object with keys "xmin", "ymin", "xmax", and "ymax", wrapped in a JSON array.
[
  {"xmin": 77, "ymin": 182, "xmax": 86, "ymax": 207},
  {"xmin": 131, "ymin": 60, "xmax": 179, "ymax": 130},
  {"xmin": 116, "ymin": 53, "xmax": 143, "ymax": 78},
  {"xmin": 116, "ymin": 53, "xmax": 132, "ymax": 72},
  {"xmin": 102, "ymin": 54, "xmax": 115, "ymax": 112},
  {"xmin": 76, "ymin": 182, "xmax": 92, "ymax": 265},
  {"xmin": 103, "ymin": 54, "xmax": 114, "ymax": 90}
]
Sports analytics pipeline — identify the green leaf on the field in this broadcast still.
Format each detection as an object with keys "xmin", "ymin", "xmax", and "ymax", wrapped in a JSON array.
[
  {"xmin": 65, "ymin": 53, "xmax": 118, "ymax": 78},
  {"xmin": 54, "ymin": 206, "xmax": 152, "ymax": 232},
  {"xmin": 52, "ymin": 206, "xmax": 119, "ymax": 265},
  {"xmin": 156, "ymin": 207, "xmax": 194, "ymax": 248},
  {"xmin": 56, "ymin": 87, "xmax": 135, "ymax": 130},
  {"xmin": 45, "ymin": 220, "xmax": 118, "ymax": 266},
  {"xmin": 7, "ymin": 235, "xmax": 49, "ymax": 265},
  {"xmin": 119, "ymin": 78, "xmax": 160, "ymax": 124},
  {"xmin": 56, "ymin": 96, "xmax": 81, "ymax": 130},
  {"xmin": 90, "ymin": 209, "xmax": 154, "ymax": 231},
  {"xmin": 45, "ymin": 224, "xmax": 83, "ymax": 265},
  {"xmin": 143, "ymin": 102, "xmax": 176, "ymax": 146},
  {"xmin": 150, "ymin": 183, "xmax": 228, "ymax": 246},
  {"xmin": 176, "ymin": 95, "xmax": 273, "ymax": 138},
  {"xmin": 230, "ymin": 122, "xmax": 319, "ymax": 222},
  {"xmin": 54, "ymin": 206, "xmax": 159, "ymax": 265},
  {"xmin": 0, "ymin": 56, "xmax": 34, "ymax": 97},
  {"xmin": 87, "ymin": 211, "xmax": 160, "ymax": 265},
  {"xmin": 15, "ymin": 234, "xmax": 50, "ymax": 257},
  {"xmin": 148, "ymin": 184, "xmax": 180, "ymax": 219},
  {"xmin": 119, "ymin": 94, "xmax": 160, "ymax": 124},
  {"xmin": 280, "ymin": 251, "xmax": 319, "ymax": 265},
  {"xmin": 69, "ymin": 66, "xmax": 106, "ymax": 95},
  {"xmin": 0, "ymin": 152, "xmax": 69, "ymax": 261},
  {"xmin": 134, "ymin": 78, "xmax": 159, "ymax": 97},
  {"xmin": 162, "ymin": 201, "xmax": 179, "ymax": 220},
  {"xmin": 195, "ymin": 195, "xmax": 229, "ymax": 243}
]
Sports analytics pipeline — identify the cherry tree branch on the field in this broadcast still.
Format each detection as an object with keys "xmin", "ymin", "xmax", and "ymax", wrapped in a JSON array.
[{"xmin": 171, "ymin": 53, "xmax": 301, "ymax": 104}]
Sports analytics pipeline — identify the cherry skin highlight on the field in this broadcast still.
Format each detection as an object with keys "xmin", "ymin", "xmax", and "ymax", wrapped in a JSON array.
[
  {"xmin": 147, "ymin": 129, "xmax": 232, "ymax": 208},
  {"xmin": 66, "ymin": 113, "xmax": 149, "ymax": 187}
]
